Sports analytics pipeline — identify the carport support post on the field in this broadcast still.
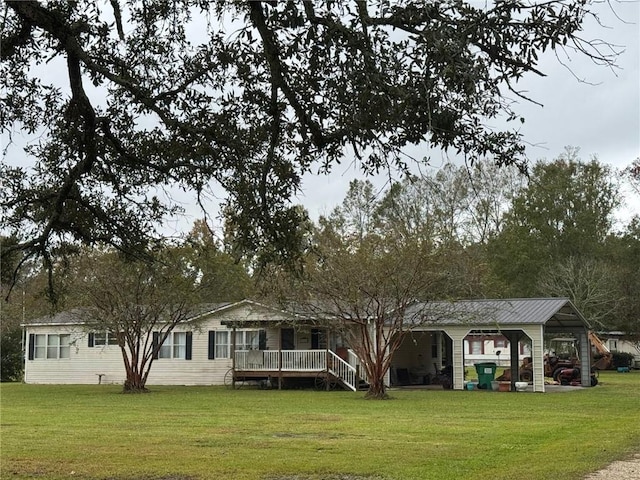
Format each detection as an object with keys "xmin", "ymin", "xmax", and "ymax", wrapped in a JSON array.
[
  {"xmin": 577, "ymin": 329, "xmax": 592, "ymax": 386},
  {"xmin": 504, "ymin": 331, "xmax": 523, "ymax": 391},
  {"xmin": 529, "ymin": 326, "xmax": 545, "ymax": 392},
  {"xmin": 441, "ymin": 329, "xmax": 466, "ymax": 390}
]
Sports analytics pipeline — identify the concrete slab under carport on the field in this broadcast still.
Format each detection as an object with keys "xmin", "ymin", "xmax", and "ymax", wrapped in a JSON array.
[{"xmin": 403, "ymin": 298, "xmax": 593, "ymax": 393}]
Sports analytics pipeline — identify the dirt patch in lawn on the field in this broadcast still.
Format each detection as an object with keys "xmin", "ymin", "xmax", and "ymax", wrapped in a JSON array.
[{"xmin": 583, "ymin": 453, "xmax": 640, "ymax": 479}]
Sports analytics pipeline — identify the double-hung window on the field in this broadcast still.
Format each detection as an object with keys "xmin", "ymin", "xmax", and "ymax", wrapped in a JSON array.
[
  {"xmin": 494, "ymin": 337, "xmax": 507, "ymax": 349},
  {"xmin": 214, "ymin": 331, "xmax": 230, "ymax": 359},
  {"xmin": 34, "ymin": 334, "xmax": 46, "ymax": 359},
  {"xmin": 94, "ymin": 332, "xmax": 119, "ymax": 346},
  {"xmin": 208, "ymin": 330, "xmax": 266, "ymax": 360},
  {"xmin": 236, "ymin": 330, "xmax": 261, "ymax": 351},
  {"xmin": 154, "ymin": 332, "xmax": 192, "ymax": 360},
  {"xmin": 32, "ymin": 334, "xmax": 70, "ymax": 359},
  {"xmin": 158, "ymin": 332, "xmax": 188, "ymax": 359},
  {"xmin": 469, "ymin": 339, "xmax": 484, "ymax": 355},
  {"xmin": 89, "ymin": 331, "xmax": 120, "ymax": 348}
]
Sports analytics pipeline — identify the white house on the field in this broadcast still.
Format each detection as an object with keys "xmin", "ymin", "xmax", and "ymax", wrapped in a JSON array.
[
  {"xmin": 23, "ymin": 298, "xmax": 596, "ymax": 392},
  {"xmin": 23, "ymin": 300, "xmax": 352, "ymax": 388},
  {"xmin": 463, "ymin": 334, "xmax": 532, "ymax": 367},
  {"xmin": 598, "ymin": 331, "xmax": 640, "ymax": 368}
]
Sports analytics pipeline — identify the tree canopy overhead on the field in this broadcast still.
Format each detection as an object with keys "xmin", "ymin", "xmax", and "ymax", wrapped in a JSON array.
[{"xmin": 1, "ymin": 0, "xmax": 619, "ymax": 279}]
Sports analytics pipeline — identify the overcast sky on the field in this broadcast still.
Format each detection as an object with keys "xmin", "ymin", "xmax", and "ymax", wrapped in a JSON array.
[{"xmin": 296, "ymin": 0, "xmax": 640, "ymax": 224}]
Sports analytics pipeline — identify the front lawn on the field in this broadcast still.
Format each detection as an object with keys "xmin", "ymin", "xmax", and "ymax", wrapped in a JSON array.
[{"xmin": 1, "ymin": 371, "xmax": 639, "ymax": 479}]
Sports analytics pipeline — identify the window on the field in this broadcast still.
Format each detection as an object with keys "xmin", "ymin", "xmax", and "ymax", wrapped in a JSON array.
[
  {"xmin": 520, "ymin": 342, "xmax": 529, "ymax": 355},
  {"xmin": 173, "ymin": 332, "xmax": 186, "ymax": 358},
  {"xmin": 34, "ymin": 334, "xmax": 46, "ymax": 359},
  {"xmin": 469, "ymin": 339, "xmax": 484, "ymax": 355},
  {"xmin": 93, "ymin": 332, "xmax": 119, "ymax": 346},
  {"xmin": 235, "ymin": 330, "xmax": 261, "ymax": 350},
  {"xmin": 494, "ymin": 338, "xmax": 507, "ymax": 349},
  {"xmin": 33, "ymin": 334, "xmax": 70, "ymax": 359},
  {"xmin": 214, "ymin": 331, "xmax": 229, "ymax": 359},
  {"xmin": 207, "ymin": 330, "xmax": 266, "ymax": 359},
  {"xmin": 158, "ymin": 332, "xmax": 189, "ymax": 359}
]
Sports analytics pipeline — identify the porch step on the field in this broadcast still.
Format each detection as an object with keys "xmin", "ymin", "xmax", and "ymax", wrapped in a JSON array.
[
  {"xmin": 323, "ymin": 372, "xmax": 368, "ymax": 392},
  {"xmin": 356, "ymin": 379, "xmax": 369, "ymax": 391}
]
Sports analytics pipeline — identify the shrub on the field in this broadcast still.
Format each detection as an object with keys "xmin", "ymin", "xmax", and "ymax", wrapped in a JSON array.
[
  {"xmin": 611, "ymin": 352, "xmax": 635, "ymax": 369},
  {"xmin": 1, "ymin": 327, "xmax": 24, "ymax": 382}
]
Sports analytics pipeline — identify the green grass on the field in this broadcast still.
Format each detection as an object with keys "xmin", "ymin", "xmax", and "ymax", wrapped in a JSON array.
[{"xmin": 1, "ymin": 371, "xmax": 639, "ymax": 480}]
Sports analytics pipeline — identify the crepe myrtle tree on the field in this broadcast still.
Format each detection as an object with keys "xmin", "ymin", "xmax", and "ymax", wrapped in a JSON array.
[
  {"xmin": 1, "ymin": 0, "xmax": 621, "ymax": 292},
  {"xmin": 74, "ymin": 247, "xmax": 201, "ymax": 393},
  {"xmin": 296, "ymin": 219, "xmax": 443, "ymax": 399}
]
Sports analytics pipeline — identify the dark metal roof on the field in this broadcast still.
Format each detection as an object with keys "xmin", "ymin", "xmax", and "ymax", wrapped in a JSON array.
[
  {"xmin": 23, "ymin": 303, "xmax": 230, "ymax": 327},
  {"xmin": 22, "ymin": 308, "xmax": 91, "ymax": 326},
  {"xmin": 404, "ymin": 297, "xmax": 589, "ymax": 331},
  {"xmin": 23, "ymin": 298, "xmax": 590, "ymax": 332}
]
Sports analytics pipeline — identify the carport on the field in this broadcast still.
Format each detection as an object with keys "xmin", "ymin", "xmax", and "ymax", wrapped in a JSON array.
[{"xmin": 405, "ymin": 298, "xmax": 592, "ymax": 392}]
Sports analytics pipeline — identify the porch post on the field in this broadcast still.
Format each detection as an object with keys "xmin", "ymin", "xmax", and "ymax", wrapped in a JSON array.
[
  {"xmin": 232, "ymin": 325, "xmax": 236, "ymax": 389},
  {"xmin": 278, "ymin": 326, "xmax": 283, "ymax": 390},
  {"xmin": 325, "ymin": 327, "xmax": 330, "ymax": 391}
]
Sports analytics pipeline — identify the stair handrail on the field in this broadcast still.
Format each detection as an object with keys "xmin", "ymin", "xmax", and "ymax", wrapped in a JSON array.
[
  {"xmin": 347, "ymin": 349, "xmax": 368, "ymax": 385},
  {"xmin": 328, "ymin": 350, "xmax": 358, "ymax": 391}
]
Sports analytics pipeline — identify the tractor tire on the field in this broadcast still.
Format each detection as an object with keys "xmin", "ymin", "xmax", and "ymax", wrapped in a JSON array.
[
  {"xmin": 552, "ymin": 367, "xmax": 566, "ymax": 382},
  {"xmin": 519, "ymin": 370, "xmax": 533, "ymax": 382}
]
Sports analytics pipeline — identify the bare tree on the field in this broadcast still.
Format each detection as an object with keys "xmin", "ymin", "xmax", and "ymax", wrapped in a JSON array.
[
  {"xmin": 74, "ymin": 248, "xmax": 200, "ymax": 392},
  {"xmin": 624, "ymin": 158, "xmax": 640, "ymax": 196},
  {"xmin": 298, "ymin": 224, "xmax": 441, "ymax": 399},
  {"xmin": 537, "ymin": 256, "xmax": 619, "ymax": 329}
]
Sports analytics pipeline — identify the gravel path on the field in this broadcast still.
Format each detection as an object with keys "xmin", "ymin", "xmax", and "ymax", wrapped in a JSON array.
[{"xmin": 584, "ymin": 453, "xmax": 640, "ymax": 479}]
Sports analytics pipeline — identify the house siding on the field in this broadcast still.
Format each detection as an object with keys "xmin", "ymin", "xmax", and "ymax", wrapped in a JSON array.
[
  {"xmin": 146, "ymin": 332, "xmax": 232, "ymax": 385},
  {"xmin": 24, "ymin": 325, "xmax": 126, "ymax": 384},
  {"xmin": 23, "ymin": 302, "xmax": 296, "ymax": 386},
  {"xmin": 463, "ymin": 336, "xmax": 532, "ymax": 366}
]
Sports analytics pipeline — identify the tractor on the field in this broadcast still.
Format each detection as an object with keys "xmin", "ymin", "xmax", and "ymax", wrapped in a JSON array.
[{"xmin": 516, "ymin": 332, "xmax": 611, "ymax": 386}]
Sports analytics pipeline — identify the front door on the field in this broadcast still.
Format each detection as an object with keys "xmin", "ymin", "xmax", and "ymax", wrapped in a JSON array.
[
  {"xmin": 311, "ymin": 328, "xmax": 327, "ymax": 350},
  {"xmin": 280, "ymin": 328, "xmax": 295, "ymax": 350}
]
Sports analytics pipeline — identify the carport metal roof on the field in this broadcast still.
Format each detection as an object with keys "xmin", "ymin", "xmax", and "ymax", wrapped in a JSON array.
[
  {"xmin": 404, "ymin": 297, "xmax": 590, "ymax": 332},
  {"xmin": 402, "ymin": 298, "xmax": 592, "ymax": 392}
]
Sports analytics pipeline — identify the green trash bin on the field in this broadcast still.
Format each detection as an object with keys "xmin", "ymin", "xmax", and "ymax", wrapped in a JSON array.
[{"xmin": 475, "ymin": 362, "xmax": 497, "ymax": 390}]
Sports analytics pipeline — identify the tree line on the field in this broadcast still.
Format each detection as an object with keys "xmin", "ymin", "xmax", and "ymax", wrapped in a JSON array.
[
  {"xmin": 3, "ymin": 151, "xmax": 638, "ymax": 396},
  {"xmin": 1, "ymin": 1, "xmax": 635, "ymax": 393}
]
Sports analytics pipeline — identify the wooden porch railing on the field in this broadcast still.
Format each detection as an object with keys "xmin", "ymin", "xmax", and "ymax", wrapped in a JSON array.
[
  {"xmin": 234, "ymin": 349, "xmax": 360, "ymax": 391},
  {"xmin": 348, "ymin": 349, "xmax": 369, "ymax": 385},
  {"xmin": 328, "ymin": 350, "xmax": 358, "ymax": 391},
  {"xmin": 235, "ymin": 350, "xmax": 328, "ymax": 371}
]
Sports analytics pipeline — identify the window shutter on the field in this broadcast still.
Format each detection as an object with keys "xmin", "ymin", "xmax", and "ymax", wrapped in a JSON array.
[
  {"xmin": 28, "ymin": 334, "xmax": 35, "ymax": 360},
  {"xmin": 208, "ymin": 331, "xmax": 215, "ymax": 360},
  {"xmin": 88, "ymin": 332, "xmax": 95, "ymax": 348},
  {"xmin": 152, "ymin": 332, "xmax": 160, "ymax": 360},
  {"xmin": 185, "ymin": 332, "xmax": 193, "ymax": 360}
]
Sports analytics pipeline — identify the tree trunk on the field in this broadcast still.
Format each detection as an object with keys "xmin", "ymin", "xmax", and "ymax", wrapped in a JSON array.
[
  {"xmin": 365, "ymin": 376, "xmax": 389, "ymax": 400},
  {"xmin": 122, "ymin": 367, "xmax": 149, "ymax": 393}
]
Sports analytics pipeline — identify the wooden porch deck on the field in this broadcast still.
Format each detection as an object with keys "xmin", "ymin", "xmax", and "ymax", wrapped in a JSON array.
[{"xmin": 229, "ymin": 349, "xmax": 362, "ymax": 391}]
